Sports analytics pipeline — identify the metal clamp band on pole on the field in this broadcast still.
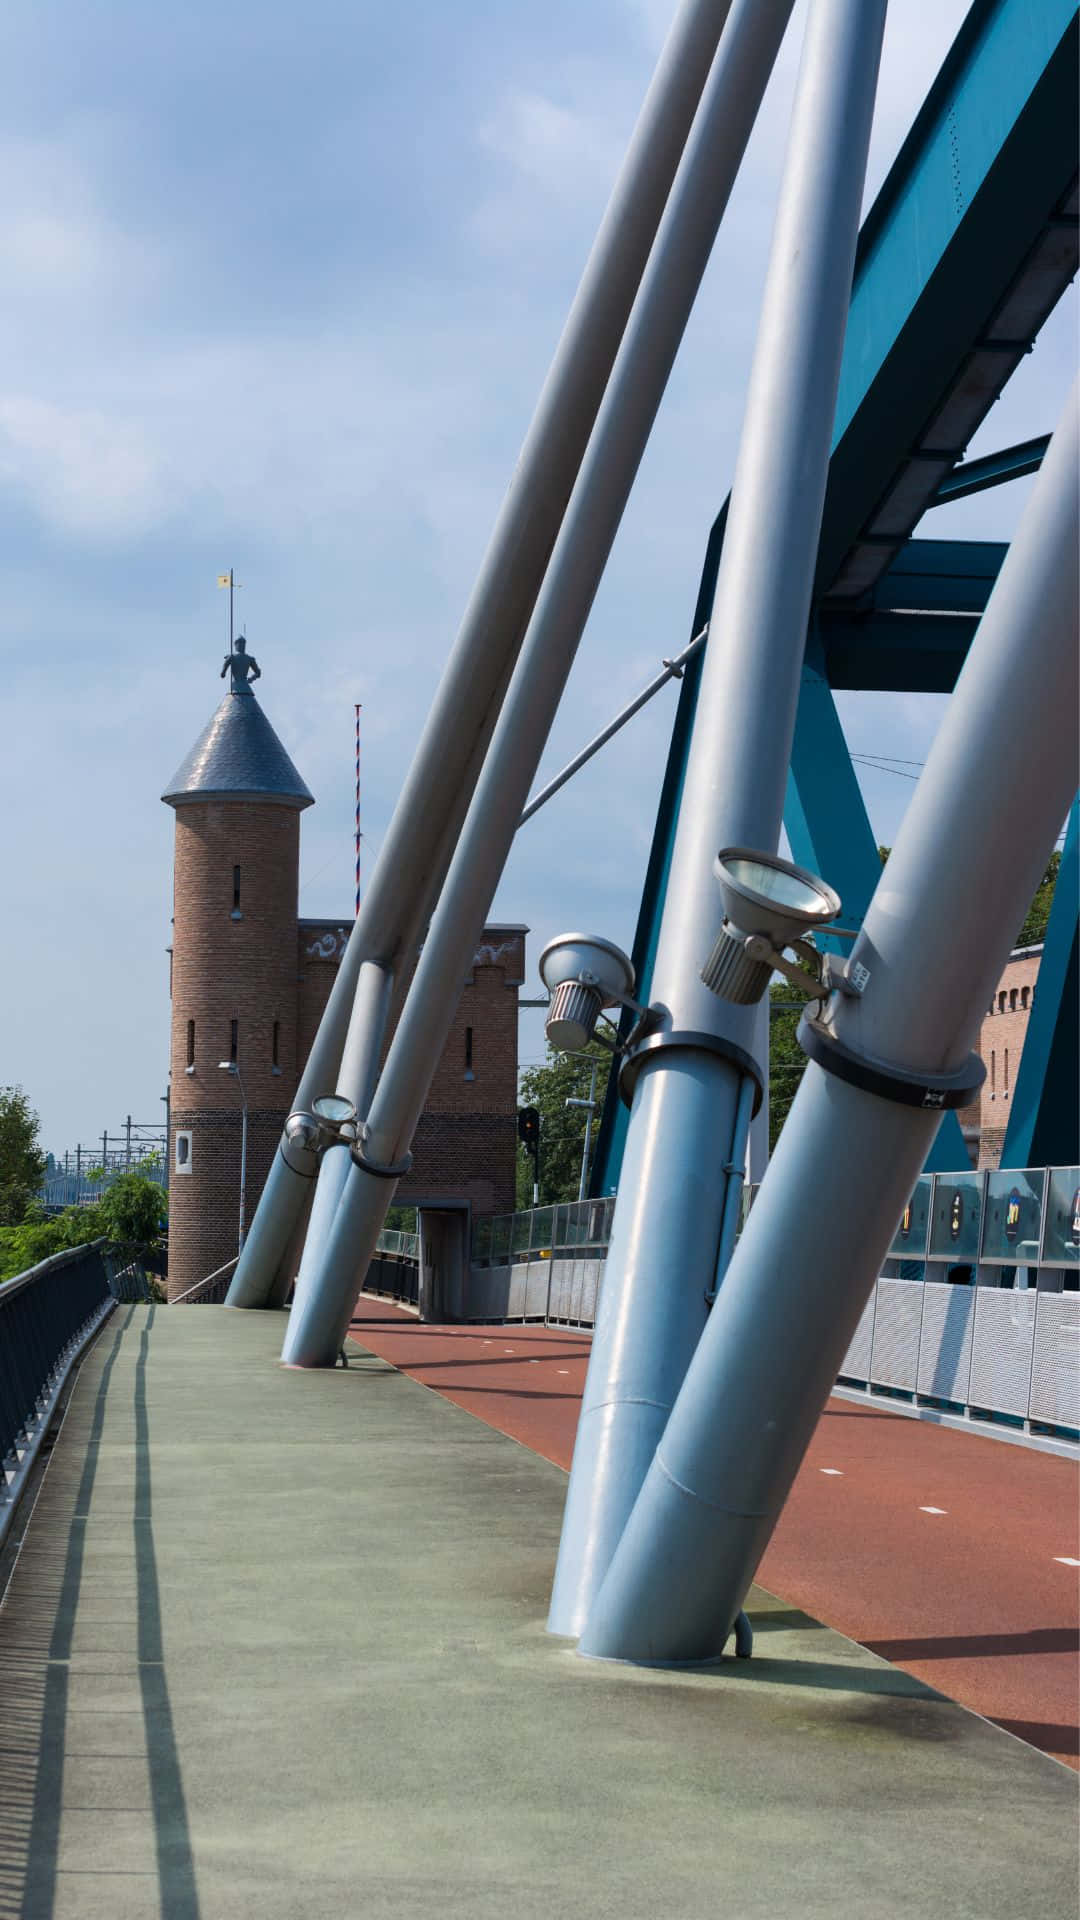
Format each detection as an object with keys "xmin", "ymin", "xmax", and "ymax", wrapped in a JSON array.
[
  {"xmin": 797, "ymin": 1015, "xmax": 985, "ymax": 1111},
  {"xmin": 278, "ymin": 1143, "xmax": 319, "ymax": 1181},
  {"xmin": 618, "ymin": 1030, "xmax": 764, "ymax": 1114},
  {"xmin": 349, "ymin": 1146, "xmax": 414, "ymax": 1181}
]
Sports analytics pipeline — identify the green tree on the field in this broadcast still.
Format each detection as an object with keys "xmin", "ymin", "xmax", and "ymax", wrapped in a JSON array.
[
  {"xmin": 0, "ymin": 1086, "xmax": 47, "ymax": 1227},
  {"xmin": 0, "ymin": 1173, "xmax": 166, "ymax": 1284},
  {"xmin": 516, "ymin": 1042, "xmax": 613, "ymax": 1206},
  {"xmin": 1016, "ymin": 850, "xmax": 1061, "ymax": 948},
  {"xmin": 767, "ymin": 981, "xmax": 813, "ymax": 1152},
  {"xmin": 98, "ymin": 1172, "xmax": 167, "ymax": 1254}
]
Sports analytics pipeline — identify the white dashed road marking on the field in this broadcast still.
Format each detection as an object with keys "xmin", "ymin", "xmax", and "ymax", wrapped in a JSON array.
[{"xmin": 919, "ymin": 1506, "xmax": 948, "ymax": 1515}]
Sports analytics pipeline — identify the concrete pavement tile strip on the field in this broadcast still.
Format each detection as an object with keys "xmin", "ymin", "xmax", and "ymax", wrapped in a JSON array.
[{"xmin": 0, "ymin": 1309, "xmax": 1075, "ymax": 1920}]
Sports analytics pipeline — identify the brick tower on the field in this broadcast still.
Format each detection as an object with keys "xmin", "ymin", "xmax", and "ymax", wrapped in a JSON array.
[{"xmin": 162, "ymin": 640, "xmax": 313, "ymax": 1299}]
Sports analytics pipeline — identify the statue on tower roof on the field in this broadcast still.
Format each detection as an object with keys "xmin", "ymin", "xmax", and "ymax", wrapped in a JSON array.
[{"xmin": 222, "ymin": 633, "xmax": 261, "ymax": 695}]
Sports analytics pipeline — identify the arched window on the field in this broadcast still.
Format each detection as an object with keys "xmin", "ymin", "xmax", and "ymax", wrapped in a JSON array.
[
  {"xmin": 998, "ymin": 991, "xmax": 1006, "ymax": 1013},
  {"xmin": 1021, "ymin": 986, "xmax": 1030, "ymax": 1010},
  {"xmin": 1009, "ymin": 988, "xmax": 1018, "ymax": 1011}
]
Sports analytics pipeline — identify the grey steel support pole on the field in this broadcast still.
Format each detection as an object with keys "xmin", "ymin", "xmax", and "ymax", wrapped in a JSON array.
[
  {"xmin": 225, "ymin": 0, "xmax": 738, "ymax": 1313},
  {"xmin": 580, "ymin": 380, "xmax": 1079, "ymax": 1663},
  {"xmin": 284, "ymin": 962, "xmax": 395, "ymax": 1322},
  {"xmin": 281, "ymin": 0, "xmax": 797, "ymax": 1370},
  {"xmin": 548, "ymin": 0, "xmax": 887, "ymax": 1639}
]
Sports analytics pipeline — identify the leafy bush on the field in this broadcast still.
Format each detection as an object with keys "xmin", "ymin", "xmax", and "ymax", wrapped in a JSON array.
[{"xmin": 0, "ymin": 1176, "xmax": 166, "ymax": 1284}]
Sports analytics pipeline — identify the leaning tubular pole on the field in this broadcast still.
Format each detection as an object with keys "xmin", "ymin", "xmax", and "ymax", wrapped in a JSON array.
[
  {"xmin": 281, "ymin": 0, "xmax": 798, "ymax": 1369},
  {"xmin": 580, "ymin": 380, "xmax": 1079, "ymax": 1664},
  {"xmin": 548, "ymin": 0, "xmax": 888, "ymax": 1640},
  {"xmin": 225, "ymin": 0, "xmax": 738, "ymax": 1311}
]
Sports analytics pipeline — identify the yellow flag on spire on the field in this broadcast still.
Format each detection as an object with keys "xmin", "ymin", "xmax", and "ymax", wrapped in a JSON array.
[{"xmin": 217, "ymin": 573, "xmax": 231, "ymax": 588}]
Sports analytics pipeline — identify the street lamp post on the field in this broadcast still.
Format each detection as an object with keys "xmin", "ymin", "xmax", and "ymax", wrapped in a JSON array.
[
  {"xmin": 218, "ymin": 1062, "xmax": 249, "ymax": 1253},
  {"xmin": 565, "ymin": 1058, "xmax": 600, "ymax": 1205}
]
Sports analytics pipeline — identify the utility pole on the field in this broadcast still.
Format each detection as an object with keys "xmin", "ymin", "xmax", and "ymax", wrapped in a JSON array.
[{"xmin": 565, "ymin": 1058, "xmax": 600, "ymax": 1204}]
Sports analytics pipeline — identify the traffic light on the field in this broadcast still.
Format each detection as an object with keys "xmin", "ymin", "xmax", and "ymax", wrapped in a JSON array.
[{"xmin": 517, "ymin": 1107, "xmax": 540, "ymax": 1154}]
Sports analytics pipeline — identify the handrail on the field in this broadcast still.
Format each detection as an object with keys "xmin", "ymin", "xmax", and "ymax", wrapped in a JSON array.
[
  {"xmin": 170, "ymin": 1256, "xmax": 240, "ymax": 1305},
  {"xmin": 0, "ymin": 1238, "xmax": 110, "ymax": 1303}
]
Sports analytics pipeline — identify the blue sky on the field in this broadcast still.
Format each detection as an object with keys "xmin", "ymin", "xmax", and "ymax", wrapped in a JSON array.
[{"xmin": 1, "ymin": 0, "xmax": 1074, "ymax": 1151}]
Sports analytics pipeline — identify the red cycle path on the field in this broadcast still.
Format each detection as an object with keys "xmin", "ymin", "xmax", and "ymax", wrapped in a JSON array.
[{"xmin": 349, "ymin": 1302, "xmax": 1080, "ymax": 1770}]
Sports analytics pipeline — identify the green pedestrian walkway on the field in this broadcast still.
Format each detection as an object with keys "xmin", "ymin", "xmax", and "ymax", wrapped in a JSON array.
[{"xmin": 1, "ymin": 1304, "xmax": 1075, "ymax": 1919}]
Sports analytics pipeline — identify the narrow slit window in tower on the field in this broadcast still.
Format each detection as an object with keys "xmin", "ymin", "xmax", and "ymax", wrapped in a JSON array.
[
  {"xmin": 990, "ymin": 1050, "xmax": 995, "ymax": 1096},
  {"xmin": 272, "ymin": 1020, "xmax": 280, "ymax": 1069},
  {"xmin": 187, "ymin": 1019, "xmax": 195, "ymax": 1068},
  {"xmin": 464, "ymin": 1026, "xmax": 474, "ymax": 1081},
  {"xmin": 233, "ymin": 865, "xmax": 241, "ymax": 908},
  {"xmin": 230, "ymin": 1019, "xmax": 239, "ymax": 1065}
]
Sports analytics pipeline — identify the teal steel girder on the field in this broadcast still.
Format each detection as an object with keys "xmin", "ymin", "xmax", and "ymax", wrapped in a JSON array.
[
  {"xmin": 931, "ymin": 435, "xmax": 1050, "ymax": 504},
  {"xmin": 783, "ymin": 658, "xmax": 969, "ymax": 1172},
  {"xmin": 591, "ymin": 0, "xmax": 1079, "ymax": 1197}
]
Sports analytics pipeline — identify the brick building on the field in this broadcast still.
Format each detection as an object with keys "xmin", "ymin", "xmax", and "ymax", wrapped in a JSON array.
[
  {"xmin": 956, "ymin": 944, "xmax": 1042, "ymax": 1168},
  {"xmin": 163, "ymin": 647, "xmax": 523, "ymax": 1299}
]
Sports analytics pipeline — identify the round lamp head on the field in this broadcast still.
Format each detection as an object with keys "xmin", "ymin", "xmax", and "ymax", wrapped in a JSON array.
[
  {"xmin": 702, "ymin": 848, "xmax": 841, "ymax": 1005},
  {"xmin": 538, "ymin": 933, "xmax": 635, "ymax": 1053},
  {"xmin": 311, "ymin": 1094, "xmax": 358, "ymax": 1129},
  {"xmin": 714, "ymin": 848, "xmax": 841, "ymax": 942}
]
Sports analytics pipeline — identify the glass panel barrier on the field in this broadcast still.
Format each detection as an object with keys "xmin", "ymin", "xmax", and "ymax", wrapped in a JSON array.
[
  {"xmin": 531, "ymin": 1207, "xmax": 554, "ymax": 1255},
  {"xmin": 491, "ymin": 1215, "xmax": 512, "ymax": 1264},
  {"xmin": 511, "ymin": 1211, "xmax": 532, "ymax": 1256},
  {"xmin": 927, "ymin": 1172, "xmax": 984, "ymax": 1266},
  {"xmin": 472, "ymin": 1217, "xmax": 492, "ymax": 1266},
  {"xmin": 889, "ymin": 1175, "xmax": 932, "ymax": 1259},
  {"xmin": 1041, "ymin": 1167, "xmax": 1080, "ymax": 1268},
  {"xmin": 981, "ymin": 1168, "xmax": 1046, "ymax": 1266}
]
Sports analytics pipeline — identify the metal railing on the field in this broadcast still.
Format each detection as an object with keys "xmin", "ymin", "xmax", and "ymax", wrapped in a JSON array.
[
  {"xmin": 170, "ymin": 1257, "xmax": 239, "ymax": 1305},
  {"xmin": 838, "ymin": 1275, "xmax": 1078, "ymax": 1441},
  {"xmin": 374, "ymin": 1229, "xmax": 420, "ymax": 1261},
  {"xmin": 365, "ymin": 1233, "xmax": 420, "ymax": 1310},
  {"xmin": 0, "ymin": 1243, "xmax": 115, "ymax": 1523},
  {"xmin": 459, "ymin": 1174, "xmax": 1078, "ymax": 1439}
]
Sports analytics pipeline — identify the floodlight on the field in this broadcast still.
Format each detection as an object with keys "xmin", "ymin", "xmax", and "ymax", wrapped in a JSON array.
[
  {"xmin": 539, "ymin": 933, "xmax": 636, "ymax": 1053},
  {"xmin": 702, "ymin": 847, "xmax": 842, "ymax": 1004},
  {"xmin": 311, "ymin": 1094, "xmax": 357, "ymax": 1130}
]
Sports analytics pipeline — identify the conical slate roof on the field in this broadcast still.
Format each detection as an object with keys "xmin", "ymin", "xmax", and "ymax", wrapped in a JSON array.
[{"xmin": 163, "ymin": 682, "xmax": 314, "ymax": 811}]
